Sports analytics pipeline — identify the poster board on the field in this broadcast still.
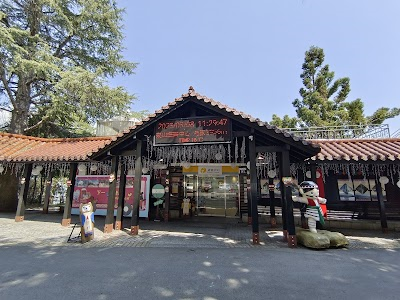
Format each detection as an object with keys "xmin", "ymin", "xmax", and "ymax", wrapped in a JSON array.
[{"xmin": 71, "ymin": 175, "xmax": 150, "ymax": 218}]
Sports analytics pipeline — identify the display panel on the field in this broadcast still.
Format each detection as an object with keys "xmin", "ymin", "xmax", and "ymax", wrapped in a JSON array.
[
  {"xmin": 71, "ymin": 175, "xmax": 150, "ymax": 218},
  {"xmin": 154, "ymin": 116, "xmax": 231, "ymax": 145}
]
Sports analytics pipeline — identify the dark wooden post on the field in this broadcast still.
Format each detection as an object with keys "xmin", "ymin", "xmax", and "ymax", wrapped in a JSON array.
[
  {"xmin": 15, "ymin": 163, "xmax": 33, "ymax": 222},
  {"xmin": 280, "ymin": 149, "xmax": 297, "ymax": 247},
  {"xmin": 62, "ymin": 163, "xmax": 77, "ymax": 226},
  {"xmin": 131, "ymin": 139, "xmax": 142, "ymax": 235},
  {"xmin": 278, "ymin": 153, "xmax": 287, "ymax": 241},
  {"xmin": 247, "ymin": 175, "xmax": 252, "ymax": 225},
  {"xmin": 375, "ymin": 178, "xmax": 388, "ymax": 233},
  {"xmin": 42, "ymin": 171, "xmax": 54, "ymax": 214},
  {"xmin": 249, "ymin": 133, "xmax": 260, "ymax": 244},
  {"xmin": 115, "ymin": 163, "xmax": 127, "ymax": 230},
  {"xmin": 163, "ymin": 170, "xmax": 170, "ymax": 222},
  {"xmin": 268, "ymin": 177, "xmax": 277, "ymax": 228},
  {"xmin": 104, "ymin": 156, "xmax": 119, "ymax": 233}
]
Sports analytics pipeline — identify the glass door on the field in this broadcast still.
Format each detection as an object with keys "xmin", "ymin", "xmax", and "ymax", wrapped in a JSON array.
[
  {"xmin": 225, "ymin": 175, "xmax": 239, "ymax": 217},
  {"xmin": 186, "ymin": 175, "xmax": 240, "ymax": 217},
  {"xmin": 197, "ymin": 176, "xmax": 225, "ymax": 216}
]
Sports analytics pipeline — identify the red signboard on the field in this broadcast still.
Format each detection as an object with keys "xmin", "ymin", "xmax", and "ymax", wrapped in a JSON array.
[
  {"xmin": 154, "ymin": 117, "xmax": 231, "ymax": 145},
  {"xmin": 71, "ymin": 175, "xmax": 150, "ymax": 218}
]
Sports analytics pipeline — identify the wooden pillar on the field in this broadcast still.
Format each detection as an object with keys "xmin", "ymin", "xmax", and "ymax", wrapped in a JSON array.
[
  {"xmin": 42, "ymin": 171, "xmax": 54, "ymax": 214},
  {"xmin": 247, "ymin": 175, "xmax": 252, "ymax": 225},
  {"xmin": 62, "ymin": 163, "xmax": 77, "ymax": 226},
  {"xmin": 131, "ymin": 139, "xmax": 142, "ymax": 235},
  {"xmin": 163, "ymin": 170, "xmax": 170, "ymax": 222},
  {"xmin": 280, "ymin": 149, "xmax": 297, "ymax": 247},
  {"xmin": 115, "ymin": 163, "xmax": 127, "ymax": 230},
  {"xmin": 15, "ymin": 163, "xmax": 33, "ymax": 222},
  {"xmin": 375, "ymin": 178, "xmax": 388, "ymax": 233},
  {"xmin": 249, "ymin": 133, "xmax": 259, "ymax": 244},
  {"xmin": 278, "ymin": 153, "xmax": 287, "ymax": 240},
  {"xmin": 268, "ymin": 177, "xmax": 277, "ymax": 228},
  {"xmin": 104, "ymin": 156, "xmax": 119, "ymax": 233}
]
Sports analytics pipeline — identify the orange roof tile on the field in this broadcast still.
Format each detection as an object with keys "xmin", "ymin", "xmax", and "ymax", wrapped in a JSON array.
[
  {"xmin": 0, "ymin": 133, "xmax": 114, "ymax": 163},
  {"xmin": 309, "ymin": 138, "xmax": 400, "ymax": 163}
]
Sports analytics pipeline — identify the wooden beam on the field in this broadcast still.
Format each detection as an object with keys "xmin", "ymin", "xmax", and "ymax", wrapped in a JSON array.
[
  {"xmin": 131, "ymin": 139, "xmax": 142, "ymax": 235},
  {"xmin": 104, "ymin": 156, "xmax": 119, "ymax": 233},
  {"xmin": 42, "ymin": 171, "xmax": 54, "ymax": 214},
  {"xmin": 62, "ymin": 163, "xmax": 77, "ymax": 226},
  {"xmin": 268, "ymin": 177, "xmax": 277, "ymax": 228},
  {"xmin": 15, "ymin": 163, "xmax": 33, "ymax": 222},
  {"xmin": 115, "ymin": 163, "xmax": 127, "ymax": 230},
  {"xmin": 375, "ymin": 178, "xmax": 388, "ymax": 233},
  {"xmin": 249, "ymin": 132, "xmax": 260, "ymax": 245},
  {"xmin": 279, "ymin": 151, "xmax": 297, "ymax": 247},
  {"xmin": 233, "ymin": 131, "xmax": 251, "ymax": 137},
  {"xmin": 256, "ymin": 145, "xmax": 290, "ymax": 153},
  {"xmin": 119, "ymin": 149, "xmax": 136, "ymax": 156}
]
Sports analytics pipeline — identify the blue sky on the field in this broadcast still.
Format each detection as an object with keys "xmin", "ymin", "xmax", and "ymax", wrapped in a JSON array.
[{"xmin": 112, "ymin": 0, "xmax": 400, "ymax": 134}]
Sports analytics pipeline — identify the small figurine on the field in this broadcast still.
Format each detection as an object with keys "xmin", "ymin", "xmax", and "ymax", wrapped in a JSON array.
[
  {"xmin": 292, "ymin": 181, "xmax": 327, "ymax": 233},
  {"xmin": 80, "ymin": 202, "xmax": 95, "ymax": 242},
  {"xmin": 182, "ymin": 198, "xmax": 191, "ymax": 216}
]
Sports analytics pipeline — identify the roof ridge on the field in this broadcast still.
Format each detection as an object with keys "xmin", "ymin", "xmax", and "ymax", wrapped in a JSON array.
[
  {"xmin": 310, "ymin": 138, "xmax": 400, "ymax": 143},
  {"xmin": 0, "ymin": 132, "xmax": 114, "ymax": 142}
]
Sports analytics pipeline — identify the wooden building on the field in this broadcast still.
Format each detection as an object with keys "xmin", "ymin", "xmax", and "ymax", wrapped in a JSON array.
[{"xmin": 1, "ymin": 87, "xmax": 400, "ymax": 247}]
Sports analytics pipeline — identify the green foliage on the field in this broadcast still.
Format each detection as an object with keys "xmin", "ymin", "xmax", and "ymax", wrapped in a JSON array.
[
  {"xmin": 271, "ymin": 114, "xmax": 298, "ymax": 128},
  {"xmin": 271, "ymin": 46, "xmax": 400, "ymax": 128},
  {"xmin": 0, "ymin": 0, "xmax": 137, "ymax": 136}
]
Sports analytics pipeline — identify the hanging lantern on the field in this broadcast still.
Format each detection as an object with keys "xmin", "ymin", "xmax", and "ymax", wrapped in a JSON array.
[
  {"xmin": 397, "ymin": 180, "xmax": 400, "ymax": 188},
  {"xmin": 215, "ymin": 153, "xmax": 223, "ymax": 161},
  {"xmin": 31, "ymin": 165, "xmax": 43, "ymax": 176},
  {"xmin": 305, "ymin": 171, "xmax": 311, "ymax": 178},
  {"xmin": 268, "ymin": 169, "xmax": 276, "ymax": 178},
  {"xmin": 142, "ymin": 167, "xmax": 149, "ymax": 174},
  {"xmin": 78, "ymin": 163, "xmax": 87, "ymax": 175},
  {"xmin": 379, "ymin": 176, "xmax": 389, "ymax": 185},
  {"xmin": 316, "ymin": 170, "xmax": 321, "ymax": 178},
  {"xmin": 0, "ymin": 164, "xmax": 4, "ymax": 174},
  {"xmin": 90, "ymin": 164, "xmax": 98, "ymax": 172}
]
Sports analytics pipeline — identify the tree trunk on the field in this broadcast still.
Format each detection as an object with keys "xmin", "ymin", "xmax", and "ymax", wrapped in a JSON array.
[
  {"xmin": 9, "ymin": 75, "xmax": 31, "ymax": 134},
  {"xmin": 8, "ymin": 1, "xmax": 41, "ymax": 134}
]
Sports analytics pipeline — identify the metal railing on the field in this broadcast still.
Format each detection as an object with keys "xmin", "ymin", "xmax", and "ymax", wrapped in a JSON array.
[
  {"xmin": 392, "ymin": 128, "xmax": 400, "ymax": 138},
  {"xmin": 283, "ymin": 124, "xmax": 391, "ymax": 140}
]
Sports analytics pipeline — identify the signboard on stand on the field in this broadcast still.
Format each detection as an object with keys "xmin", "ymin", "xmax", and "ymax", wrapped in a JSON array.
[{"xmin": 71, "ymin": 175, "xmax": 150, "ymax": 218}]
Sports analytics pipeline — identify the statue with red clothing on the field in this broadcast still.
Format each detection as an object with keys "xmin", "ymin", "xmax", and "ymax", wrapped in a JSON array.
[{"xmin": 293, "ymin": 181, "xmax": 327, "ymax": 233}]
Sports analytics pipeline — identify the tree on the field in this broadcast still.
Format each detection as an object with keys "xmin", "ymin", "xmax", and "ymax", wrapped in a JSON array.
[
  {"xmin": 271, "ymin": 46, "xmax": 400, "ymax": 128},
  {"xmin": 0, "ymin": 0, "xmax": 136, "ymax": 137}
]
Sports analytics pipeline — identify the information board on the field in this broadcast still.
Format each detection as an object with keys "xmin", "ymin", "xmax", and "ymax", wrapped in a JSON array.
[
  {"xmin": 71, "ymin": 175, "xmax": 150, "ymax": 218},
  {"xmin": 154, "ymin": 116, "xmax": 231, "ymax": 145}
]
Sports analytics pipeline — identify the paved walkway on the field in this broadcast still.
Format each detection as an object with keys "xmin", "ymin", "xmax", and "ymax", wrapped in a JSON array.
[{"xmin": 1, "ymin": 211, "xmax": 399, "ymax": 250}]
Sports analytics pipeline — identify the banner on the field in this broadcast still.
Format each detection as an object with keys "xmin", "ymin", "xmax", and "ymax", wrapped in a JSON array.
[{"xmin": 71, "ymin": 175, "xmax": 150, "ymax": 218}]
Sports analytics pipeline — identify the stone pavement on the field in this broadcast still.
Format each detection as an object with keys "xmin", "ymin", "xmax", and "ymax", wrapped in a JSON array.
[{"xmin": 0, "ymin": 211, "xmax": 399, "ymax": 250}]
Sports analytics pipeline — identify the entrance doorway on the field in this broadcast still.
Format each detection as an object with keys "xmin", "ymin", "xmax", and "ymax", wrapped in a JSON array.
[{"xmin": 184, "ymin": 175, "xmax": 239, "ymax": 217}]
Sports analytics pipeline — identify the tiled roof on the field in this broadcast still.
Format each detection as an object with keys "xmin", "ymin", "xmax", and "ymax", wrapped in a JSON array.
[
  {"xmin": 1, "ymin": 135, "xmax": 400, "ymax": 164},
  {"xmin": 96, "ymin": 87, "xmax": 319, "ymax": 155},
  {"xmin": 0, "ymin": 133, "xmax": 114, "ymax": 163},
  {"xmin": 309, "ymin": 138, "xmax": 400, "ymax": 162}
]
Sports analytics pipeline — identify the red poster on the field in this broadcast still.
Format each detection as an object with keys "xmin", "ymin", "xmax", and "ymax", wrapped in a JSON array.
[{"xmin": 72, "ymin": 175, "xmax": 150, "ymax": 218}]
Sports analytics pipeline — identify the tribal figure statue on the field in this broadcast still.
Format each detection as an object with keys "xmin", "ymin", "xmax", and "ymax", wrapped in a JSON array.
[{"xmin": 293, "ymin": 181, "xmax": 327, "ymax": 233}]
